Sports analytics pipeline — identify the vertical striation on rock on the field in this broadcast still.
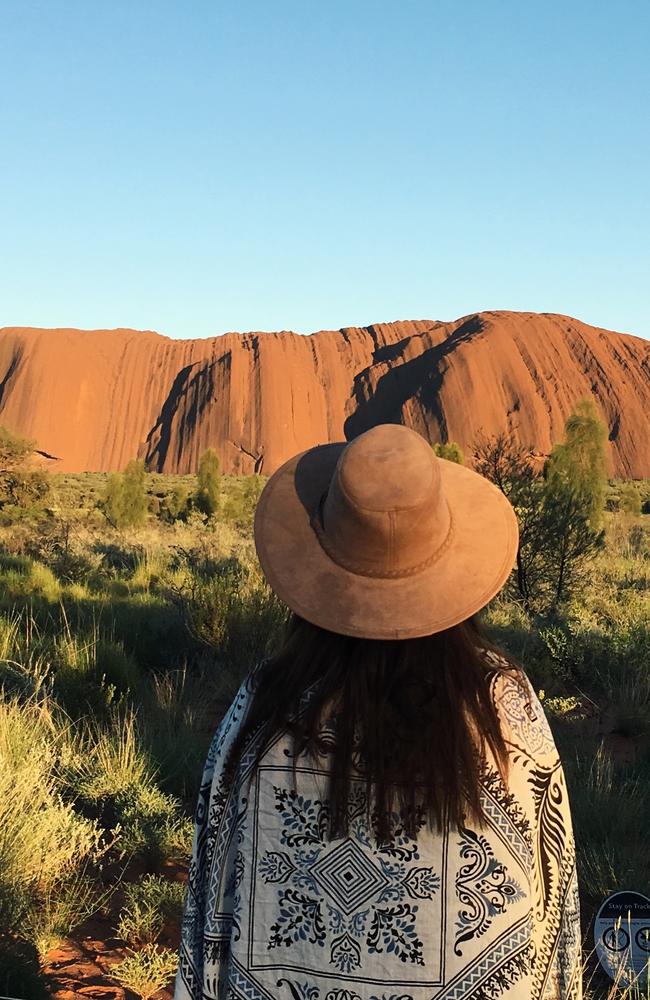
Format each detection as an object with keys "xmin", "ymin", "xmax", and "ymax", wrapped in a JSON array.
[{"xmin": 0, "ymin": 311, "xmax": 648, "ymax": 477}]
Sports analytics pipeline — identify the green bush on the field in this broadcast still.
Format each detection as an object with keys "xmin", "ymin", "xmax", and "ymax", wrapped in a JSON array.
[
  {"xmin": 24, "ymin": 872, "xmax": 109, "ymax": 960},
  {"xmin": 102, "ymin": 460, "xmax": 148, "ymax": 529},
  {"xmin": 116, "ymin": 784, "xmax": 192, "ymax": 864},
  {"xmin": 52, "ymin": 629, "xmax": 142, "ymax": 717},
  {"xmin": 169, "ymin": 552, "xmax": 286, "ymax": 678},
  {"xmin": 0, "ymin": 425, "xmax": 51, "ymax": 522},
  {"xmin": 433, "ymin": 441, "xmax": 464, "ymax": 464},
  {"xmin": 111, "ymin": 943, "xmax": 178, "ymax": 999},
  {"xmin": 195, "ymin": 448, "xmax": 221, "ymax": 517},
  {"xmin": 64, "ymin": 714, "xmax": 192, "ymax": 865},
  {"xmin": 619, "ymin": 482, "xmax": 642, "ymax": 516},
  {"xmin": 139, "ymin": 669, "xmax": 210, "ymax": 800},
  {"xmin": 545, "ymin": 397, "xmax": 609, "ymax": 531},
  {"xmin": 221, "ymin": 474, "xmax": 265, "ymax": 527},
  {"xmin": 160, "ymin": 482, "xmax": 192, "ymax": 522},
  {"xmin": 0, "ymin": 697, "xmax": 109, "ymax": 961},
  {"xmin": 117, "ymin": 874, "xmax": 185, "ymax": 946}
]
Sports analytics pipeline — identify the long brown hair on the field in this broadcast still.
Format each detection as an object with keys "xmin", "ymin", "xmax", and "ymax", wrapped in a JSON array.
[{"xmin": 226, "ymin": 612, "xmax": 527, "ymax": 842}]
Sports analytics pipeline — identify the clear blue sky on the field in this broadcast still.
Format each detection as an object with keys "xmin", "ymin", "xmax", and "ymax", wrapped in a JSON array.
[{"xmin": 1, "ymin": 1, "xmax": 649, "ymax": 340}]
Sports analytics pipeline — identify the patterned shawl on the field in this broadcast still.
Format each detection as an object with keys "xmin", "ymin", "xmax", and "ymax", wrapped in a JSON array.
[{"xmin": 174, "ymin": 656, "xmax": 582, "ymax": 1000}]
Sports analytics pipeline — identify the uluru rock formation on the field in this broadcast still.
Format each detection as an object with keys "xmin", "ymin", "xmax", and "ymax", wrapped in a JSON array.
[{"xmin": 0, "ymin": 311, "xmax": 649, "ymax": 478}]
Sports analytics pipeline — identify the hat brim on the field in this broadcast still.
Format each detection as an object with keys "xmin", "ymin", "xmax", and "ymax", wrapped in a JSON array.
[{"xmin": 253, "ymin": 441, "xmax": 519, "ymax": 640}]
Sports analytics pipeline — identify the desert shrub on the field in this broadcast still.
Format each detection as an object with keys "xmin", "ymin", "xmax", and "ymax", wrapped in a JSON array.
[
  {"xmin": 0, "ymin": 700, "xmax": 105, "ymax": 894},
  {"xmin": 0, "ymin": 424, "xmax": 32, "ymax": 471},
  {"xmin": 619, "ymin": 482, "xmax": 642, "ymax": 516},
  {"xmin": 538, "ymin": 624, "xmax": 577, "ymax": 684},
  {"xmin": 195, "ymin": 448, "xmax": 221, "ymax": 516},
  {"xmin": 106, "ymin": 596, "xmax": 189, "ymax": 672},
  {"xmin": 545, "ymin": 397, "xmax": 609, "ymax": 531},
  {"xmin": 0, "ymin": 425, "xmax": 51, "ymax": 523},
  {"xmin": 0, "ymin": 658, "xmax": 47, "ymax": 701},
  {"xmin": 117, "ymin": 873, "xmax": 185, "ymax": 946},
  {"xmin": 51, "ymin": 628, "xmax": 142, "ymax": 717},
  {"xmin": 0, "ymin": 583, "xmax": 189, "ymax": 679},
  {"xmin": 541, "ymin": 694, "xmax": 586, "ymax": 719},
  {"xmin": 160, "ymin": 482, "xmax": 192, "ymax": 522},
  {"xmin": 2, "ymin": 558, "xmax": 57, "ymax": 601},
  {"xmin": 102, "ymin": 459, "xmax": 148, "ymax": 529},
  {"xmin": 139, "ymin": 669, "xmax": 211, "ymax": 799},
  {"xmin": 24, "ymin": 872, "xmax": 110, "ymax": 960},
  {"xmin": 0, "ymin": 551, "xmax": 31, "ymax": 575},
  {"xmin": 24, "ymin": 517, "xmax": 101, "ymax": 584},
  {"xmin": 111, "ymin": 943, "xmax": 178, "ymax": 999},
  {"xmin": 433, "ymin": 441, "xmax": 464, "ymax": 464},
  {"xmin": 28, "ymin": 561, "xmax": 61, "ymax": 601},
  {"xmin": 221, "ymin": 473, "xmax": 265, "ymax": 528},
  {"xmin": 0, "ymin": 610, "xmax": 51, "ymax": 701},
  {"xmin": 169, "ymin": 552, "xmax": 286, "ymax": 677},
  {"xmin": 51, "ymin": 544, "xmax": 98, "ymax": 585},
  {"xmin": 541, "ymin": 486, "xmax": 605, "ymax": 604},
  {"xmin": 94, "ymin": 541, "xmax": 143, "ymax": 574},
  {"xmin": 0, "ymin": 696, "xmax": 110, "ymax": 962},
  {"xmin": 64, "ymin": 712, "xmax": 151, "ymax": 801},
  {"xmin": 474, "ymin": 416, "xmax": 606, "ymax": 610},
  {"xmin": 64, "ymin": 713, "xmax": 192, "ymax": 864},
  {"xmin": 95, "ymin": 636, "xmax": 142, "ymax": 692},
  {"xmin": 117, "ymin": 784, "xmax": 192, "ymax": 864},
  {"xmin": 108, "ymin": 578, "xmax": 131, "ymax": 599},
  {"xmin": 129, "ymin": 548, "xmax": 168, "ymax": 593}
]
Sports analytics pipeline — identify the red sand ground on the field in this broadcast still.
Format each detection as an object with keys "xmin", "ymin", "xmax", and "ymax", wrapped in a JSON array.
[
  {"xmin": 42, "ymin": 860, "xmax": 185, "ymax": 1000},
  {"xmin": 1, "ymin": 311, "xmax": 649, "ymax": 478}
]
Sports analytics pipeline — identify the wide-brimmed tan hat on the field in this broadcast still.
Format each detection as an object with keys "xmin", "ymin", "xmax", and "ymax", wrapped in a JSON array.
[{"xmin": 253, "ymin": 423, "xmax": 519, "ymax": 640}]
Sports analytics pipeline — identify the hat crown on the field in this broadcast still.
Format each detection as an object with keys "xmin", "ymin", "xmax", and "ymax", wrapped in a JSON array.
[
  {"xmin": 253, "ymin": 420, "xmax": 519, "ymax": 639},
  {"xmin": 337, "ymin": 423, "xmax": 438, "ymax": 510},
  {"xmin": 316, "ymin": 425, "xmax": 452, "ymax": 578}
]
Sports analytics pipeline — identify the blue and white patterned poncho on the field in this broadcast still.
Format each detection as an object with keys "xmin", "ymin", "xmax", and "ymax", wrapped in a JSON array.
[{"xmin": 174, "ymin": 654, "xmax": 582, "ymax": 1000}]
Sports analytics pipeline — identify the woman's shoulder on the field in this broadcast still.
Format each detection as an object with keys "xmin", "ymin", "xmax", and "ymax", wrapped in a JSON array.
[{"xmin": 480, "ymin": 647, "xmax": 558, "ymax": 763}]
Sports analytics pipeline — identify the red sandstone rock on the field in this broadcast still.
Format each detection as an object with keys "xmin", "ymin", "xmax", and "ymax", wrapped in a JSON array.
[
  {"xmin": 0, "ymin": 311, "xmax": 648, "ymax": 477},
  {"xmin": 77, "ymin": 988, "xmax": 126, "ymax": 999}
]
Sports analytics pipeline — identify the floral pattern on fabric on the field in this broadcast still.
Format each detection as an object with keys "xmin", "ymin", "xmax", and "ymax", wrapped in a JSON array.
[
  {"xmin": 259, "ymin": 784, "xmax": 440, "ymax": 971},
  {"xmin": 455, "ymin": 827, "xmax": 526, "ymax": 955},
  {"xmin": 174, "ymin": 661, "xmax": 583, "ymax": 1000}
]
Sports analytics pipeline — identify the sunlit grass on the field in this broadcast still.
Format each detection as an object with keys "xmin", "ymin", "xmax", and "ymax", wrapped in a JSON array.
[{"xmin": 0, "ymin": 481, "xmax": 647, "ymax": 994}]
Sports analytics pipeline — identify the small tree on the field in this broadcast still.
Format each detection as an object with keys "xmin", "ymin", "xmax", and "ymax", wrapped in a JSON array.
[
  {"xmin": 473, "ymin": 424, "xmax": 605, "ymax": 610},
  {"xmin": 545, "ymin": 398, "xmax": 609, "ymax": 531},
  {"xmin": 433, "ymin": 442, "xmax": 464, "ymax": 464},
  {"xmin": 122, "ymin": 460, "xmax": 148, "ymax": 526},
  {"xmin": 103, "ymin": 473, "xmax": 125, "ymax": 527},
  {"xmin": 473, "ymin": 431, "xmax": 552, "ymax": 609},
  {"xmin": 539, "ymin": 400, "xmax": 608, "ymax": 602},
  {"xmin": 0, "ymin": 424, "xmax": 50, "ymax": 517},
  {"xmin": 0, "ymin": 424, "xmax": 32, "ymax": 469},
  {"xmin": 102, "ymin": 459, "xmax": 148, "ymax": 529},
  {"xmin": 619, "ymin": 483, "xmax": 642, "ymax": 516},
  {"xmin": 241, "ymin": 474, "xmax": 265, "ymax": 521},
  {"xmin": 541, "ymin": 485, "xmax": 604, "ymax": 603},
  {"xmin": 161, "ymin": 483, "xmax": 191, "ymax": 523},
  {"xmin": 196, "ymin": 449, "xmax": 221, "ymax": 517}
]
